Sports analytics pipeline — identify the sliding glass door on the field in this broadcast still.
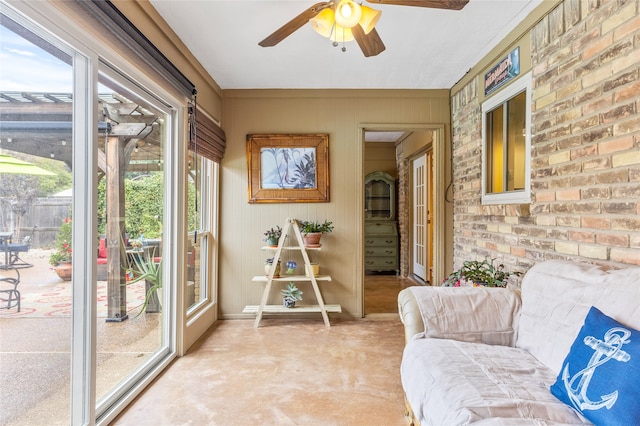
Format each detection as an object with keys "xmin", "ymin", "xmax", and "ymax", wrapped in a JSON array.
[{"xmin": 0, "ymin": 3, "xmax": 179, "ymax": 423}]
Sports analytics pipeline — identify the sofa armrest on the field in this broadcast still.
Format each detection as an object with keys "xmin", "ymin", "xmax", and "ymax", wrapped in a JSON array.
[
  {"xmin": 398, "ymin": 286, "xmax": 522, "ymax": 346},
  {"xmin": 398, "ymin": 287, "xmax": 425, "ymax": 344}
]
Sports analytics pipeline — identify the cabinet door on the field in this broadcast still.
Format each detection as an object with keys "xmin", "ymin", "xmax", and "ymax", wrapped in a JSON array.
[{"xmin": 364, "ymin": 171, "xmax": 395, "ymax": 220}]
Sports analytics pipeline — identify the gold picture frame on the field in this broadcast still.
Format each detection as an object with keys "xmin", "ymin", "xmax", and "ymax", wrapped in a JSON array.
[{"xmin": 247, "ymin": 133, "xmax": 329, "ymax": 203}]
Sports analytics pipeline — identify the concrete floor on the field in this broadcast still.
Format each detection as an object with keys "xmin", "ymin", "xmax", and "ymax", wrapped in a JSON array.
[
  {"xmin": 114, "ymin": 318, "xmax": 409, "ymax": 426},
  {"xmin": 1, "ymin": 253, "xmax": 418, "ymax": 425}
]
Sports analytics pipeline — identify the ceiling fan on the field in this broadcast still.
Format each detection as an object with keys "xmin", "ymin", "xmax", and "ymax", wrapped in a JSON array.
[{"xmin": 259, "ymin": 0, "xmax": 469, "ymax": 57}]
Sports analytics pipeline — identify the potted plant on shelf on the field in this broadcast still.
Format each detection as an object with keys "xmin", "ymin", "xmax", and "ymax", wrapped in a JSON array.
[
  {"xmin": 441, "ymin": 258, "xmax": 521, "ymax": 288},
  {"xmin": 299, "ymin": 220, "xmax": 333, "ymax": 247},
  {"xmin": 263, "ymin": 225, "xmax": 282, "ymax": 247},
  {"xmin": 281, "ymin": 282, "xmax": 303, "ymax": 308},
  {"xmin": 264, "ymin": 257, "xmax": 281, "ymax": 277},
  {"xmin": 49, "ymin": 216, "xmax": 73, "ymax": 281}
]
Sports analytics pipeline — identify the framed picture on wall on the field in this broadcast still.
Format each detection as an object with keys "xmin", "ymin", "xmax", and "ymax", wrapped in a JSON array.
[{"xmin": 246, "ymin": 133, "xmax": 329, "ymax": 203}]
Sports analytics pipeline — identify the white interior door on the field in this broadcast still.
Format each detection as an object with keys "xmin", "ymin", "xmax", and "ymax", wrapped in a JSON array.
[{"xmin": 413, "ymin": 154, "xmax": 427, "ymax": 280}]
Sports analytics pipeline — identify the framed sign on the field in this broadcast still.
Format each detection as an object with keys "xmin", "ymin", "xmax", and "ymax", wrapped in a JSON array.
[
  {"xmin": 485, "ymin": 47, "xmax": 520, "ymax": 96},
  {"xmin": 246, "ymin": 133, "xmax": 329, "ymax": 203}
]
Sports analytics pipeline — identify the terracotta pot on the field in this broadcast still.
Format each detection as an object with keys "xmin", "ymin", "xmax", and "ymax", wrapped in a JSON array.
[
  {"xmin": 302, "ymin": 232, "xmax": 323, "ymax": 247},
  {"xmin": 54, "ymin": 261, "xmax": 72, "ymax": 281}
]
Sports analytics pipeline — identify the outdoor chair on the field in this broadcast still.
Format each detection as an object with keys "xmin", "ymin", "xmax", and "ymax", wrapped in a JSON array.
[
  {"xmin": 7, "ymin": 226, "xmax": 36, "ymax": 269},
  {"xmin": 0, "ymin": 267, "xmax": 20, "ymax": 312}
]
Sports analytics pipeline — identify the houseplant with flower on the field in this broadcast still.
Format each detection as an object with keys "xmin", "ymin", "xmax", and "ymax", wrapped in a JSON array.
[
  {"xmin": 263, "ymin": 225, "xmax": 282, "ymax": 246},
  {"xmin": 49, "ymin": 217, "xmax": 72, "ymax": 265},
  {"xmin": 49, "ymin": 216, "xmax": 73, "ymax": 281},
  {"xmin": 442, "ymin": 258, "xmax": 520, "ymax": 288}
]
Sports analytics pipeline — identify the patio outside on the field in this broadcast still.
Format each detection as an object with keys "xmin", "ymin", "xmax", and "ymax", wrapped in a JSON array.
[{"xmin": 0, "ymin": 248, "xmax": 161, "ymax": 425}]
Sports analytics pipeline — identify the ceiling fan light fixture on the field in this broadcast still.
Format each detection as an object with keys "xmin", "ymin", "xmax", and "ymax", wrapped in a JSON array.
[
  {"xmin": 358, "ymin": 5, "xmax": 381, "ymax": 34},
  {"xmin": 310, "ymin": 8, "xmax": 335, "ymax": 38},
  {"xmin": 334, "ymin": 0, "xmax": 362, "ymax": 28},
  {"xmin": 330, "ymin": 24, "xmax": 354, "ymax": 42}
]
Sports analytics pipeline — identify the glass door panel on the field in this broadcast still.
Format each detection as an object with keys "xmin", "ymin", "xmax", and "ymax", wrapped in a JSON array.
[
  {"xmin": 0, "ymin": 15, "xmax": 74, "ymax": 425},
  {"xmin": 94, "ymin": 71, "xmax": 170, "ymax": 411}
]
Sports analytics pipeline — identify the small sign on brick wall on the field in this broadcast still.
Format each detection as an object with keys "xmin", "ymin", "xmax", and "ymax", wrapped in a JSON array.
[{"xmin": 484, "ymin": 47, "xmax": 520, "ymax": 96}]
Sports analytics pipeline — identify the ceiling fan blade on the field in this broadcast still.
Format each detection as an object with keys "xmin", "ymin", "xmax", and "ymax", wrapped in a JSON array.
[
  {"xmin": 259, "ymin": 2, "xmax": 332, "ymax": 47},
  {"xmin": 352, "ymin": 26, "xmax": 386, "ymax": 57},
  {"xmin": 366, "ymin": 0, "xmax": 469, "ymax": 10}
]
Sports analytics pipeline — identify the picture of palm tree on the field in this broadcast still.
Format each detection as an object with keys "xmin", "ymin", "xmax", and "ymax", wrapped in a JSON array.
[{"xmin": 260, "ymin": 147, "xmax": 317, "ymax": 189}]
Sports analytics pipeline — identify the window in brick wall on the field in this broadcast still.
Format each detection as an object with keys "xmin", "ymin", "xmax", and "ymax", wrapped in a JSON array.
[{"xmin": 481, "ymin": 71, "xmax": 531, "ymax": 205}]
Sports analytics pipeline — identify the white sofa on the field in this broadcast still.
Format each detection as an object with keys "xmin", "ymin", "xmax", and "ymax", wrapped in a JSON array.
[{"xmin": 398, "ymin": 260, "xmax": 640, "ymax": 425}]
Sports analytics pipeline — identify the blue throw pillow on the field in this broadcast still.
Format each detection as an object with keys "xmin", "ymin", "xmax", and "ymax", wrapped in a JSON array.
[{"xmin": 550, "ymin": 306, "xmax": 640, "ymax": 425}]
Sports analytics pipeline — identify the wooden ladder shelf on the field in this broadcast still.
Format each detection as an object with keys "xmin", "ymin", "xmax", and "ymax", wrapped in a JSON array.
[{"xmin": 243, "ymin": 218, "xmax": 341, "ymax": 327}]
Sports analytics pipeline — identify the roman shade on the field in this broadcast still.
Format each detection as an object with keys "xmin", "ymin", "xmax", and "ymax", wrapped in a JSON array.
[{"xmin": 189, "ymin": 107, "xmax": 226, "ymax": 163}]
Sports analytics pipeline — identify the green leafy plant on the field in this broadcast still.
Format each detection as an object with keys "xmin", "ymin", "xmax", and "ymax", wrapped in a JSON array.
[
  {"xmin": 442, "ymin": 258, "xmax": 521, "ymax": 288},
  {"xmin": 263, "ymin": 225, "xmax": 282, "ymax": 244},
  {"xmin": 281, "ymin": 282, "xmax": 303, "ymax": 306},
  {"xmin": 123, "ymin": 247, "xmax": 162, "ymax": 316},
  {"xmin": 49, "ymin": 216, "xmax": 72, "ymax": 265},
  {"xmin": 299, "ymin": 220, "xmax": 334, "ymax": 234}
]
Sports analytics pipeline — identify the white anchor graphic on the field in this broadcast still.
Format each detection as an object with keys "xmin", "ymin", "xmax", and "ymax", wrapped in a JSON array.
[{"xmin": 562, "ymin": 326, "xmax": 631, "ymax": 411}]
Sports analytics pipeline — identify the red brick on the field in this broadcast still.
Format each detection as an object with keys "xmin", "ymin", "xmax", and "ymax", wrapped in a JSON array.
[
  {"xmin": 596, "ymin": 233, "xmax": 630, "ymax": 247},
  {"xmin": 598, "ymin": 136, "xmax": 634, "ymax": 154},
  {"xmin": 582, "ymin": 216, "xmax": 611, "ymax": 229}
]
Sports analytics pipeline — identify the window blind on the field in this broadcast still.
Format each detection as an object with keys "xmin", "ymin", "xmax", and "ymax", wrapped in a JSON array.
[
  {"xmin": 76, "ymin": 0, "xmax": 195, "ymax": 98},
  {"xmin": 189, "ymin": 107, "xmax": 226, "ymax": 163}
]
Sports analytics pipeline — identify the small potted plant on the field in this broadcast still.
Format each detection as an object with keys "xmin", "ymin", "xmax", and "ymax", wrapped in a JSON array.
[
  {"xmin": 281, "ymin": 282, "xmax": 303, "ymax": 308},
  {"xmin": 263, "ymin": 225, "xmax": 282, "ymax": 247},
  {"xmin": 264, "ymin": 257, "xmax": 281, "ymax": 277},
  {"xmin": 123, "ymin": 247, "xmax": 163, "ymax": 316},
  {"xmin": 49, "ymin": 216, "xmax": 73, "ymax": 281},
  {"xmin": 442, "ymin": 258, "xmax": 521, "ymax": 288},
  {"xmin": 299, "ymin": 220, "xmax": 333, "ymax": 247},
  {"xmin": 285, "ymin": 260, "xmax": 297, "ymax": 275}
]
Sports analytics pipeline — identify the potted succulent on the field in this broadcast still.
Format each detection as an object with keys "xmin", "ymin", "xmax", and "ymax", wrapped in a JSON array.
[
  {"xmin": 280, "ymin": 282, "xmax": 303, "ymax": 308},
  {"xmin": 264, "ymin": 257, "xmax": 281, "ymax": 277},
  {"xmin": 299, "ymin": 220, "xmax": 333, "ymax": 247},
  {"xmin": 263, "ymin": 225, "xmax": 282, "ymax": 247},
  {"xmin": 123, "ymin": 247, "xmax": 162, "ymax": 316},
  {"xmin": 442, "ymin": 258, "xmax": 521, "ymax": 288},
  {"xmin": 49, "ymin": 216, "xmax": 73, "ymax": 281}
]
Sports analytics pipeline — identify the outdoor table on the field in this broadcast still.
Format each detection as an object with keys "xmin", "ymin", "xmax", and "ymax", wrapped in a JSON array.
[{"xmin": 0, "ymin": 231, "xmax": 13, "ymax": 267}]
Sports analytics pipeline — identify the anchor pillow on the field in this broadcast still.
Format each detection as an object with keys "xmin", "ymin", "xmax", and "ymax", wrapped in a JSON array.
[{"xmin": 550, "ymin": 306, "xmax": 640, "ymax": 425}]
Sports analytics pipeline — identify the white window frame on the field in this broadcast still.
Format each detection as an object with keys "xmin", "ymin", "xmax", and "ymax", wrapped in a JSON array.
[{"xmin": 481, "ymin": 71, "xmax": 532, "ymax": 205}]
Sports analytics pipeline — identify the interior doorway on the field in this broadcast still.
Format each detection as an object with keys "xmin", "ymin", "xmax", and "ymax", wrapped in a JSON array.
[{"xmin": 362, "ymin": 125, "xmax": 447, "ymax": 315}]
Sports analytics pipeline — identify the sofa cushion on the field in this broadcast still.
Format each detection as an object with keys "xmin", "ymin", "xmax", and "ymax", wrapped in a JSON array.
[
  {"xmin": 98, "ymin": 238, "xmax": 107, "ymax": 259},
  {"xmin": 550, "ymin": 306, "xmax": 640, "ymax": 426},
  {"xmin": 516, "ymin": 260, "xmax": 640, "ymax": 375},
  {"xmin": 401, "ymin": 338, "xmax": 589, "ymax": 425},
  {"xmin": 406, "ymin": 286, "xmax": 521, "ymax": 346}
]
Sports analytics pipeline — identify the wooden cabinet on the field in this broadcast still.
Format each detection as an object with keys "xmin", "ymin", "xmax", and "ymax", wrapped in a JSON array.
[
  {"xmin": 365, "ymin": 171, "xmax": 395, "ymax": 220},
  {"xmin": 364, "ymin": 172, "xmax": 398, "ymax": 274}
]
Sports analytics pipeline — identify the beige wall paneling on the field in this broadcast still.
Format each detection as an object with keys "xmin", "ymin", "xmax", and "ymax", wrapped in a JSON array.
[{"xmin": 221, "ymin": 89, "xmax": 451, "ymax": 318}]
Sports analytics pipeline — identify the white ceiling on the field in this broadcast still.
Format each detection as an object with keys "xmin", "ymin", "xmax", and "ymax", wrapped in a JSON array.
[{"xmin": 149, "ymin": 0, "xmax": 541, "ymax": 90}]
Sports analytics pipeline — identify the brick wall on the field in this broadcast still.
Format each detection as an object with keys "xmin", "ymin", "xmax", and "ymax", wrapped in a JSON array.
[{"xmin": 451, "ymin": 0, "xmax": 640, "ymax": 283}]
